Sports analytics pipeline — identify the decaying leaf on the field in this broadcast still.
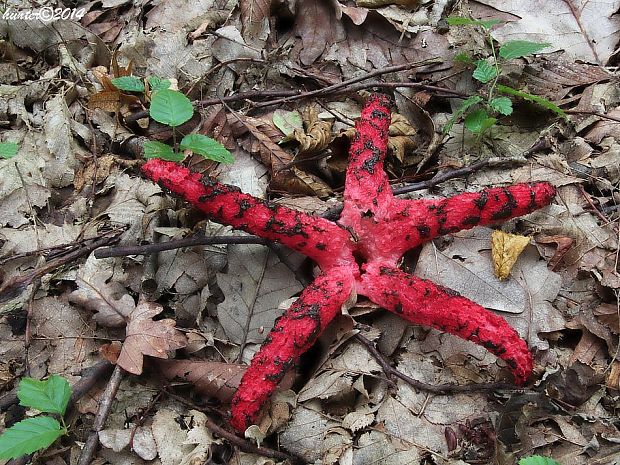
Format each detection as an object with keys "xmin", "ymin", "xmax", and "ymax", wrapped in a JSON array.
[
  {"xmin": 216, "ymin": 244, "xmax": 303, "ymax": 345},
  {"xmin": 293, "ymin": 106, "xmax": 333, "ymax": 154},
  {"xmin": 535, "ymin": 234, "xmax": 574, "ymax": 271},
  {"xmin": 387, "ymin": 112, "xmax": 417, "ymax": 163},
  {"xmin": 156, "ymin": 359, "xmax": 246, "ymax": 403},
  {"xmin": 491, "ymin": 230, "xmax": 531, "ymax": 280},
  {"xmin": 240, "ymin": 0, "xmax": 272, "ymax": 42},
  {"xmin": 117, "ymin": 301, "xmax": 187, "ymax": 375},
  {"xmin": 69, "ymin": 256, "xmax": 135, "ymax": 328}
]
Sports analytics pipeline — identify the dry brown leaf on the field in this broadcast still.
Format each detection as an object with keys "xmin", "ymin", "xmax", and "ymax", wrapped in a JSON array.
[
  {"xmin": 74, "ymin": 154, "xmax": 117, "ymax": 192},
  {"xmin": 117, "ymin": 302, "xmax": 187, "ymax": 375},
  {"xmin": 227, "ymin": 111, "xmax": 328, "ymax": 195},
  {"xmin": 491, "ymin": 230, "xmax": 531, "ymax": 280},
  {"xmin": 291, "ymin": 166, "xmax": 332, "ymax": 199},
  {"xmin": 606, "ymin": 361, "xmax": 620, "ymax": 390},
  {"xmin": 294, "ymin": 106, "xmax": 333, "ymax": 154},
  {"xmin": 69, "ymin": 258, "xmax": 135, "ymax": 328},
  {"xmin": 593, "ymin": 303, "xmax": 620, "ymax": 334},
  {"xmin": 535, "ymin": 234, "xmax": 574, "ymax": 271},
  {"xmin": 240, "ymin": 0, "xmax": 272, "ymax": 41},
  {"xmin": 99, "ymin": 340, "xmax": 122, "ymax": 364},
  {"xmin": 156, "ymin": 359, "xmax": 246, "ymax": 403},
  {"xmin": 387, "ymin": 113, "xmax": 417, "ymax": 163}
]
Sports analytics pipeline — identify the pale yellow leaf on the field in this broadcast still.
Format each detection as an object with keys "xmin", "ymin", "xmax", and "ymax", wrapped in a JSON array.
[{"xmin": 491, "ymin": 230, "xmax": 531, "ymax": 280}]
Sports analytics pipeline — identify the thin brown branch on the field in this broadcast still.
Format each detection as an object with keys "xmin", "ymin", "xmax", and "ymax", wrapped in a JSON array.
[
  {"xmin": 252, "ymin": 58, "xmax": 443, "ymax": 109},
  {"xmin": 0, "ymin": 232, "xmax": 121, "ymax": 304},
  {"xmin": 165, "ymin": 390, "xmax": 306, "ymax": 464},
  {"xmin": 565, "ymin": 109, "xmax": 620, "ymax": 123},
  {"xmin": 94, "ymin": 235, "xmax": 269, "ymax": 258},
  {"xmin": 77, "ymin": 365, "xmax": 126, "ymax": 465},
  {"xmin": 353, "ymin": 333, "xmax": 528, "ymax": 395}
]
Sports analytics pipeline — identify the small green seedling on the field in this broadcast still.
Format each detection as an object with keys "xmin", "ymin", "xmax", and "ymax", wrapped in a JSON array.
[
  {"xmin": 519, "ymin": 455, "xmax": 562, "ymax": 465},
  {"xmin": 0, "ymin": 141, "xmax": 19, "ymax": 159},
  {"xmin": 0, "ymin": 375, "xmax": 72, "ymax": 459},
  {"xmin": 109, "ymin": 77, "xmax": 234, "ymax": 164},
  {"xmin": 445, "ymin": 17, "xmax": 566, "ymax": 138}
]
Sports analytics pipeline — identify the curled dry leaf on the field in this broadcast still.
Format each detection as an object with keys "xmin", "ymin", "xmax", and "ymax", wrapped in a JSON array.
[
  {"xmin": 294, "ymin": 106, "xmax": 333, "ymax": 154},
  {"xmin": 387, "ymin": 112, "xmax": 417, "ymax": 163},
  {"xmin": 491, "ymin": 230, "xmax": 531, "ymax": 280},
  {"xmin": 117, "ymin": 302, "xmax": 187, "ymax": 375}
]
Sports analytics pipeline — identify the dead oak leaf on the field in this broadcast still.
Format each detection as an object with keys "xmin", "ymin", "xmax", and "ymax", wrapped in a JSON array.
[{"xmin": 117, "ymin": 302, "xmax": 187, "ymax": 375}]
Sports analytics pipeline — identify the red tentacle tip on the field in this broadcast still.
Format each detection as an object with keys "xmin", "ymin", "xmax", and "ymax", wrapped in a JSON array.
[{"xmin": 531, "ymin": 181, "xmax": 557, "ymax": 207}]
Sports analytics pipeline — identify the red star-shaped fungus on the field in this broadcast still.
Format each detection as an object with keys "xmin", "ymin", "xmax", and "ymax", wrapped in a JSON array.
[{"xmin": 142, "ymin": 94, "xmax": 556, "ymax": 432}]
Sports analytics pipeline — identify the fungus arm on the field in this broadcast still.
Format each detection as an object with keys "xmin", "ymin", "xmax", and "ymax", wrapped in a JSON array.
[
  {"xmin": 360, "ymin": 264, "xmax": 533, "ymax": 384},
  {"xmin": 230, "ymin": 268, "xmax": 355, "ymax": 432}
]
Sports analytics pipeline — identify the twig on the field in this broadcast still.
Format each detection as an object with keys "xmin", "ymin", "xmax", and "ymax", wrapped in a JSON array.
[
  {"xmin": 565, "ymin": 109, "xmax": 620, "ymax": 123},
  {"xmin": 353, "ymin": 333, "xmax": 528, "ymax": 395},
  {"xmin": 164, "ymin": 390, "xmax": 306, "ymax": 464},
  {"xmin": 0, "ymin": 232, "xmax": 121, "ymax": 304},
  {"xmin": 252, "ymin": 58, "xmax": 443, "ymax": 109},
  {"xmin": 344, "ymin": 80, "xmax": 469, "ymax": 98},
  {"xmin": 77, "ymin": 365, "xmax": 126, "ymax": 465},
  {"xmin": 124, "ymin": 89, "xmax": 301, "ymax": 123},
  {"xmin": 94, "ymin": 235, "xmax": 269, "ymax": 258},
  {"xmin": 577, "ymin": 183, "xmax": 611, "ymax": 225}
]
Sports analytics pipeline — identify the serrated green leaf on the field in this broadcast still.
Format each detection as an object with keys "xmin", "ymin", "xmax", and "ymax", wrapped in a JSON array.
[
  {"xmin": 111, "ymin": 76, "xmax": 145, "ymax": 93},
  {"xmin": 447, "ymin": 17, "xmax": 503, "ymax": 29},
  {"xmin": 149, "ymin": 89, "xmax": 194, "ymax": 127},
  {"xmin": 0, "ymin": 416, "xmax": 65, "ymax": 459},
  {"xmin": 497, "ymin": 85, "xmax": 567, "ymax": 118},
  {"xmin": 180, "ymin": 134, "xmax": 234, "ymax": 164},
  {"xmin": 499, "ymin": 40, "xmax": 550, "ymax": 60},
  {"xmin": 272, "ymin": 109, "xmax": 303, "ymax": 139},
  {"xmin": 443, "ymin": 95, "xmax": 483, "ymax": 134},
  {"xmin": 519, "ymin": 455, "xmax": 562, "ymax": 465},
  {"xmin": 18, "ymin": 375, "xmax": 72, "ymax": 415},
  {"xmin": 0, "ymin": 142, "xmax": 19, "ymax": 159},
  {"xmin": 464, "ymin": 109, "xmax": 496, "ymax": 134},
  {"xmin": 143, "ymin": 140, "xmax": 184, "ymax": 162},
  {"xmin": 472, "ymin": 60, "xmax": 498, "ymax": 83},
  {"xmin": 489, "ymin": 96, "xmax": 513, "ymax": 115},
  {"xmin": 148, "ymin": 76, "xmax": 171, "ymax": 92}
]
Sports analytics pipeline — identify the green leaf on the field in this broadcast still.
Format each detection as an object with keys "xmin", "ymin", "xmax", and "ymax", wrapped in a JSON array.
[
  {"xmin": 454, "ymin": 52, "xmax": 474, "ymax": 65},
  {"xmin": 446, "ymin": 16, "xmax": 503, "ymax": 29},
  {"xmin": 143, "ymin": 140, "xmax": 184, "ymax": 162},
  {"xmin": 148, "ymin": 76, "xmax": 171, "ymax": 93},
  {"xmin": 443, "ymin": 95, "xmax": 483, "ymax": 134},
  {"xmin": 272, "ymin": 109, "xmax": 303, "ymax": 139},
  {"xmin": 149, "ymin": 89, "xmax": 194, "ymax": 127},
  {"xmin": 180, "ymin": 134, "xmax": 234, "ymax": 164},
  {"xmin": 489, "ymin": 96, "xmax": 513, "ymax": 115},
  {"xmin": 18, "ymin": 375, "xmax": 72, "ymax": 415},
  {"xmin": 111, "ymin": 76, "xmax": 145, "ymax": 93},
  {"xmin": 464, "ymin": 109, "xmax": 496, "ymax": 134},
  {"xmin": 0, "ymin": 141, "xmax": 19, "ymax": 159},
  {"xmin": 499, "ymin": 40, "xmax": 550, "ymax": 60},
  {"xmin": 497, "ymin": 85, "xmax": 567, "ymax": 118},
  {"xmin": 0, "ymin": 416, "xmax": 65, "ymax": 459},
  {"xmin": 519, "ymin": 455, "xmax": 562, "ymax": 465},
  {"xmin": 472, "ymin": 59, "xmax": 498, "ymax": 83}
]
